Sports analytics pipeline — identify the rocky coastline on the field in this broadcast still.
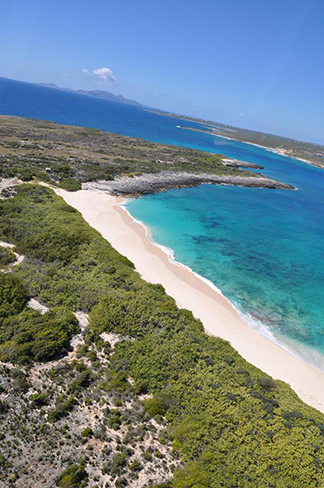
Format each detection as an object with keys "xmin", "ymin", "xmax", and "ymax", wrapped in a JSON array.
[{"xmin": 83, "ymin": 171, "xmax": 296, "ymax": 196}]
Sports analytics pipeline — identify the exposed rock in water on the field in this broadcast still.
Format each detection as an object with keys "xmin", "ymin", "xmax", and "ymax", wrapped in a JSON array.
[{"xmin": 222, "ymin": 158, "xmax": 264, "ymax": 170}]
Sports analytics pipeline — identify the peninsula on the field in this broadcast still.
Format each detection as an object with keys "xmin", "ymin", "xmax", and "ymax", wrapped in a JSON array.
[
  {"xmin": 0, "ymin": 115, "xmax": 294, "ymax": 194},
  {"xmin": 1, "ymin": 116, "xmax": 323, "ymax": 488},
  {"xmin": 149, "ymin": 110, "xmax": 324, "ymax": 168}
]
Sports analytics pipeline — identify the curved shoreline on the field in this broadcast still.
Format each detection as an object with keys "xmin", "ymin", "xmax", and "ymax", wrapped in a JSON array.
[
  {"xmin": 55, "ymin": 188, "xmax": 324, "ymax": 413},
  {"xmin": 174, "ymin": 120, "xmax": 322, "ymax": 168},
  {"xmin": 121, "ymin": 201, "xmax": 324, "ymax": 373}
]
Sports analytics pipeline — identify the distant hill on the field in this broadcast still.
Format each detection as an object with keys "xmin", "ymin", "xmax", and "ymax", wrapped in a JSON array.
[{"xmin": 39, "ymin": 82, "xmax": 143, "ymax": 107}]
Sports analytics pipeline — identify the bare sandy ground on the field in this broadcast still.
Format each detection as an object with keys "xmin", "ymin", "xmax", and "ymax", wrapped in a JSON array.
[{"xmin": 55, "ymin": 188, "xmax": 324, "ymax": 413}]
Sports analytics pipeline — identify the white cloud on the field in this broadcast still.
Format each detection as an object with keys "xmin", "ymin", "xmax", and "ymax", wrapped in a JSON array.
[
  {"xmin": 82, "ymin": 66, "xmax": 116, "ymax": 85},
  {"xmin": 93, "ymin": 67, "xmax": 116, "ymax": 82},
  {"xmin": 82, "ymin": 68, "xmax": 92, "ymax": 76}
]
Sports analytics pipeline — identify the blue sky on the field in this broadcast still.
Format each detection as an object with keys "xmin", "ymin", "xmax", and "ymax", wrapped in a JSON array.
[{"xmin": 1, "ymin": 0, "xmax": 324, "ymax": 143}]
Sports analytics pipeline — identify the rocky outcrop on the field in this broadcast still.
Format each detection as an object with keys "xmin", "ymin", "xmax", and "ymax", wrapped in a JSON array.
[
  {"xmin": 222, "ymin": 159, "xmax": 264, "ymax": 170},
  {"xmin": 83, "ymin": 171, "xmax": 295, "ymax": 196}
]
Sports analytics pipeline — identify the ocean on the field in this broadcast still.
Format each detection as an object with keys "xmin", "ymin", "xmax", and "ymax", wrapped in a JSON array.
[{"xmin": 1, "ymin": 77, "xmax": 324, "ymax": 368}]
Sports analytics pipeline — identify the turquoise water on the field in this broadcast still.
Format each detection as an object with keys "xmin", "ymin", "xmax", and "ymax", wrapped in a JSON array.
[
  {"xmin": 1, "ymin": 77, "xmax": 324, "ymax": 367},
  {"xmin": 126, "ymin": 182, "xmax": 324, "ymax": 368}
]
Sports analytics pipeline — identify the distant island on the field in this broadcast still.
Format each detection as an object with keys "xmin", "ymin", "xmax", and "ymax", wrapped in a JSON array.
[
  {"xmin": 39, "ymin": 81, "xmax": 324, "ymax": 169},
  {"xmin": 39, "ymin": 82, "xmax": 143, "ymax": 107}
]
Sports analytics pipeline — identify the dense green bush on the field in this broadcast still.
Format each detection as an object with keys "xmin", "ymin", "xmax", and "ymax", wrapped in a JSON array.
[
  {"xmin": 0, "ymin": 185, "xmax": 93, "ymax": 264},
  {"xmin": 2, "ymin": 185, "xmax": 324, "ymax": 487},
  {"xmin": 48, "ymin": 395, "xmax": 76, "ymax": 423},
  {"xmin": 18, "ymin": 167, "xmax": 37, "ymax": 181},
  {"xmin": 0, "ymin": 247, "xmax": 16, "ymax": 266},
  {"xmin": 59, "ymin": 178, "xmax": 82, "ymax": 191},
  {"xmin": 30, "ymin": 393, "xmax": 48, "ymax": 407},
  {"xmin": 0, "ymin": 274, "xmax": 28, "ymax": 319},
  {"xmin": 69, "ymin": 369, "xmax": 92, "ymax": 392},
  {"xmin": 81, "ymin": 427, "xmax": 93, "ymax": 438},
  {"xmin": 143, "ymin": 397, "xmax": 166, "ymax": 417},
  {"xmin": 0, "ymin": 307, "xmax": 79, "ymax": 363},
  {"xmin": 56, "ymin": 463, "xmax": 88, "ymax": 487}
]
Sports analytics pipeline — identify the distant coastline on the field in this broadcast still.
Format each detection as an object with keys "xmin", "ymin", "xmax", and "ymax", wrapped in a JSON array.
[
  {"xmin": 177, "ymin": 124, "xmax": 322, "ymax": 168},
  {"xmin": 0, "ymin": 114, "xmax": 296, "ymax": 196},
  {"xmin": 146, "ymin": 108, "xmax": 324, "ymax": 169},
  {"xmin": 1, "ymin": 76, "xmax": 323, "ymax": 169}
]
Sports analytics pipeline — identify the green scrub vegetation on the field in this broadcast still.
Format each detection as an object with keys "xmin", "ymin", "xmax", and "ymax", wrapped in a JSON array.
[
  {"xmin": 0, "ymin": 247, "xmax": 16, "ymax": 266},
  {"xmin": 1, "ymin": 185, "xmax": 324, "ymax": 487},
  {"xmin": 0, "ymin": 274, "xmax": 28, "ymax": 318},
  {"xmin": 0, "ymin": 305, "xmax": 79, "ymax": 363},
  {"xmin": 0, "ymin": 116, "xmax": 252, "ymax": 187}
]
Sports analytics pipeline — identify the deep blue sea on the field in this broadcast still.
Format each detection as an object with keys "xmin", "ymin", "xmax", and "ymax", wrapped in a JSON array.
[{"xmin": 1, "ymin": 77, "xmax": 324, "ymax": 368}]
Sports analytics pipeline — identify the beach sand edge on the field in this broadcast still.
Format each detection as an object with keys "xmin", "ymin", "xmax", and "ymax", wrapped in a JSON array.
[{"xmin": 55, "ymin": 188, "xmax": 324, "ymax": 414}]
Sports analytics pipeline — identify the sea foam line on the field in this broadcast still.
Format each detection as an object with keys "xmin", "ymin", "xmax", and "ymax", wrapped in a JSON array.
[{"xmin": 120, "ymin": 199, "xmax": 324, "ymax": 372}]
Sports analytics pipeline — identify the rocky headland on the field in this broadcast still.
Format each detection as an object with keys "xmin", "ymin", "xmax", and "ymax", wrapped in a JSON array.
[
  {"xmin": 83, "ymin": 171, "xmax": 295, "ymax": 196},
  {"xmin": 0, "ymin": 116, "xmax": 295, "ymax": 196}
]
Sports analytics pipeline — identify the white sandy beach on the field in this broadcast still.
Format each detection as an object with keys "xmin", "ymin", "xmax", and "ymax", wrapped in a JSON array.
[{"xmin": 56, "ymin": 188, "xmax": 324, "ymax": 413}]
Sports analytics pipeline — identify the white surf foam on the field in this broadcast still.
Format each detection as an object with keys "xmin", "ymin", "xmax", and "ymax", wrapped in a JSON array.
[{"xmin": 120, "ymin": 199, "xmax": 324, "ymax": 372}]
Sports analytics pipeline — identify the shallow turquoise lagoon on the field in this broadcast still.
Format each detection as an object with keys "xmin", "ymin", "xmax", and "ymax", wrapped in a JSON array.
[{"xmin": 126, "ymin": 179, "xmax": 324, "ymax": 368}]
